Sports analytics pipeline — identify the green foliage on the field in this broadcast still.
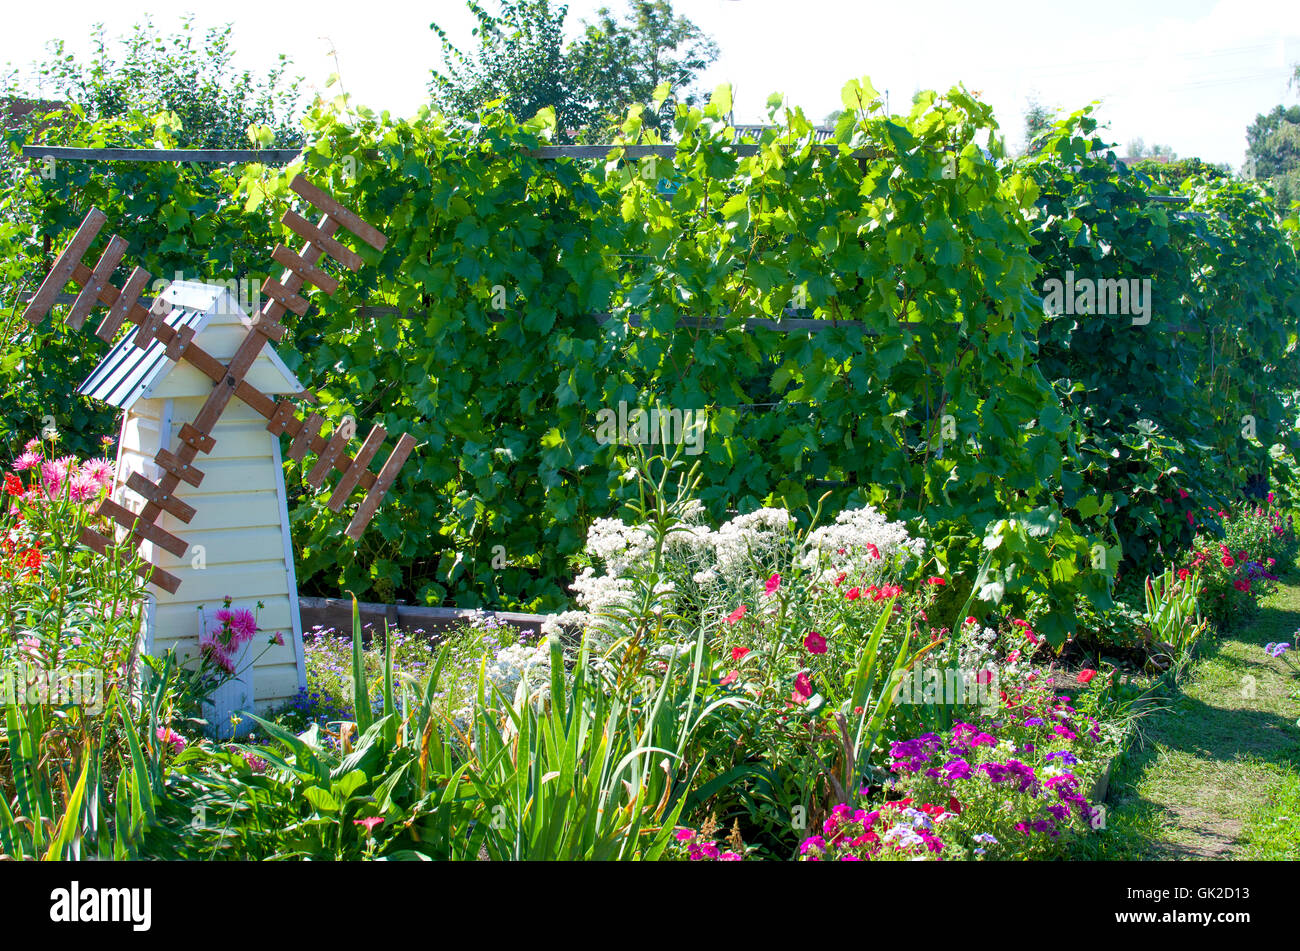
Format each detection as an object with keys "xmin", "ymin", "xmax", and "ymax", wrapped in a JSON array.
[
  {"xmin": 3, "ymin": 77, "xmax": 1298, "ymax": 644},
  {"xmin": 0, "ymin": 105, "xmax": 285, "ymax": 458},
  {"xmin": 429, "ymin": 0, "xmax": 717, "ymax": 141},
  {"xmin": 1015, "ymin": 106, "xmax": 1300, "ymax": 593},
  {"xmin": 270, "ymin": 81, "xmax": 1113, "ymax": 619},
  {"xmin": 12, "ymin": 16, "xmax": 303, "ymax": 149},
  {"xmin": 1245, "ymin": 103, "xmax": 1300, "ymax": 210},
  {"xmin": 569, "ymin": 0, "xmax": 720, "ymax": 138},
  {"xmin": 157, "ymin": 593, "xmax": 719, "ymax": 859}
]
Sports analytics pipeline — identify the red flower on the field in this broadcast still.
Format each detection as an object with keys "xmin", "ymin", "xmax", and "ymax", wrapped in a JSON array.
[
  {"xmin": 1076, "ymin": 669, "xmax": 1097, "ymax": 684},
  {"xmin": 1186, "ymin": 511, "xmax": 1195, "ymax": 526},
  {"xmin": 845, "ymin": 586, "xmax": 861, "ymax": 601},
  {"xmin": 1178, "ymin": 489, "xmax": 1188, "ymax": 499},
  {"xmin": 764, "ymin": 573, "xmax": 781, "ymax": 596},
  {"xmin": 720, "ymin": 670, "xmax": 739, "ymax": 686},
  {"xmin": 866, "ymin": 543, "xmax": 880, "ymax": 560},
  {"xmin": 835, "ymin": 572, "xmax": 847, "ymax": 586},
  {"xmin": 20, "ymin": 549, "xmax": 40, "ymax": 571},
  {"xmin": 793, "ymin": 672, "xmax": 813, "ymax": 698},
  {"xmin": 1177, "ymin": 568, "xmax": 1189, "ymax": 580},
  {"xmin": 1222, "ymin": 556, "xmax": 1235, "ymax": 568},
  {"xmin": 947, "ymin": 796, "xmax": 963, "ymax": 815},
  {"xmin": 725, "ymin": 605, "xmax": 747, "ymax": 625},
  {"xmin": 803, "ymin": 631, "xmax": 827, "ymax": 654},
  {"xmin": 1234, "ymin": 579, "xmax": 1251, "ymax": 593},
  {"xmin": 965, "ymin": 616, "xmax": 977, "ymax": 626},
  {"xmin": 927, "ymin": 576, "xmax": 945, "ymax": 586},
  {"xmin": 731, "ymin": 646, "xmax": 750, "ymax": 662},
  {"xmin": 3, "ymin": 473, "xmax": 22, "ymax": 496}
]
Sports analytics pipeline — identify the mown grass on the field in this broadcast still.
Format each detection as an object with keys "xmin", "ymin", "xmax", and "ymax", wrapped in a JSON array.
[{"xmin": 1070, "ymin": 567, "xmax": 1300, "ymax": 860}]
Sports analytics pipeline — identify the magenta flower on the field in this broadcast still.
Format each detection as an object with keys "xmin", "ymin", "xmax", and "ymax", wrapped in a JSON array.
[
  {"xmin": 155, "ymin": 726, "xmax": 187, "ymax": 755},
  {"xmin": 803, "ymin": 631, "xmax": 827, "ymax": 654},
  {"xmin": 353, "ymin": 817, "xmax": 384, "ymax": 833},
  {"xmin": 12, "ymin": 451, "xmax": 40, "ymax": 472},
  {"xmin": 765, "ymin": 573, "xmax": 781, "ymax": 596},
  {"xmin": 230, "ymin": 609, "xmax": 257, "ymax": 644},
  {"xmin": 794, "ymin": 672, "xmax": 813, "ymax": 698},
  {"xmin": 67, "ymin": 472, "xmax": 99, "ymax": 502}
]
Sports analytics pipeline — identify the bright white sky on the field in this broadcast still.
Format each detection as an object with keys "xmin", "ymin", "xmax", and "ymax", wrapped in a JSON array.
[{"xmin": 3, "ymin": 0, "xmax": 1299, "ymax": 168}]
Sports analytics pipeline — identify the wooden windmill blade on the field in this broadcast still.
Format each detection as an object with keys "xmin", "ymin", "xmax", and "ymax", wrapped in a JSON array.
[
  {"xmin": 24, "ymin": 174, "xmax": 412, "ymax": 593},
  {"xmin": 22, "ymin": 207, "xmax": 110, "ymax": 326}
]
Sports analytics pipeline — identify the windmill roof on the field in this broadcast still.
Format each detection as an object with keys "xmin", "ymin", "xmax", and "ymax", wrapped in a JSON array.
[{"xmin": 78, "ymin": 280, "xmax": 304, "ymax": 409}]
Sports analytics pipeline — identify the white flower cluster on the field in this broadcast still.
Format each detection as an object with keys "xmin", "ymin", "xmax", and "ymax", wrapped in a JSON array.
[
  {"xmin": 956, "ymin": 622, "xmax": 1000, "ymax": 672},
  {"xmin": 711, "ymin": 507, "xmax": 795, "ymax": 577},
  {"xmin": 585, "ymin": 517, "xmax": 656, "ymax": 576},
  {"xmin": 800, "ymin": 505, "xmax": 926, "ymax": 577}
]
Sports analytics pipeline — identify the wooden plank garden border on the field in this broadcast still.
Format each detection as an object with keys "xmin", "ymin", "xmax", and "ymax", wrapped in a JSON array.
[{"xmin": 297, "ymin": 596, "xmax": 553, "ymax": 643}]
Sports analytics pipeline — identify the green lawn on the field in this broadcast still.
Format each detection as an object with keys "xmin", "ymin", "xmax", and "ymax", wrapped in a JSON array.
[{"xmin": 1072, "ymin": 571, "xmax": 1300, "ymax": 860}]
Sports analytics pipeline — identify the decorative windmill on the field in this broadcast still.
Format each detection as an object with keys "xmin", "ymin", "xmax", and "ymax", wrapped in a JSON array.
[{"xmin": 21, "ymin": 175, "xmax": 416, "ymax": 711}]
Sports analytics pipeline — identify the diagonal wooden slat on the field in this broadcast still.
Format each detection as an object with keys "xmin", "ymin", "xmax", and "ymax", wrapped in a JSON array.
[
  {"xmin": 177, "ymin": 422, "xmax": 215, "ymax": 455},
  {"xmin": 327, "ymin": 424, "xmax": 386, "ymax": 512},
  {"xmin": 345, "ymin": 433, "xmax": 416, "ymax": 540},
  {"xmin": 265, "ymin": 400, "xmax": 297, "ymax": 436},
  {"xmin": 289, "ymin": 175, "xmax": 388, "ymax": 251},
  {"xmin": 23, "ymin": 207, "xmax": 107, "ymax": 325},
  {"xmin": 288, "ymin": 413, "xmax": 324, "ymax": 462},
  {"xmin": 248, "ymin": 309, "xmax": 287, "ymax": 343},
  {"xmin": 154, "ymin": 448, "xmax": 204, "ymax": 487},
  {"xmin": 97, "ymin": 497, "xmax": 189, "ymax": 558},
  {"xmin": 126, "ymin": 471, "xmax": 196, "ymax": 523},
  {"xmin": 271, "ymin": 244, "xmax": 339, "ymax": 295},
  {"xmin": 260, "ymin": 276, "xmax": 308, "ymax": 317},
  {"xmin": 99, "ymin": 267, "xmax": 151, "ymax": 343},
  {"xmin": 164, "ymin": 324, "xmax": 196, "ymax": 362},
  {"xmin": 305, "ymin": 426, "xmax": 351, "ymax": 489},
  {"xmin": 67, "ymin": 235, "xmax": 128, "ymax": 330},
  {"xmin": 281, "ymin": 209, "xmax": 363, "ymax": 271},
  {"xmin": 133, "ymin": 295, "xmax": 171, "ymax": 350},
  {"xmin": 78, "ymin": 525, "xmax": 181, "ymax": 594}
]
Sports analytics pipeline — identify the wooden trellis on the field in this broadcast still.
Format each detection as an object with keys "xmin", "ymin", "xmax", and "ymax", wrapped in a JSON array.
[{"xmin": 21, "ymin": 175, "xmax": 416, "ymax": 594}]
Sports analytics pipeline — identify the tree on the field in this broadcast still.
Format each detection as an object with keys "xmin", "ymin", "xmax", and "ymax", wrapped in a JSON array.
[
  {"xmin": 569, "ymin": 1, "xmax": 719, "ymax": 136},
  {"xmin": 1124, "ymin": 137, "xmax": 1176, "ymax": 161},
  {"xmin": 1131, "ymin": 156, "xmax": 1232, "ymax": 189},
  {"xmin": 430, "ymin": 1, "xmax": 592, "ymax": 138},
  {"xmin": 11, "ymin": 16, "xmax": 303, "ymax": 148},
  {"xmin": 1245, "ymin": 97, "xmax": 1300, "ymax": 209},
  {"xmin": 1022, "ymin": 97, "xmax": 1054, "ymax": 155},
  {"xmin": 429, "ymin": 0, "xmax": 718, "ymax": 140}
]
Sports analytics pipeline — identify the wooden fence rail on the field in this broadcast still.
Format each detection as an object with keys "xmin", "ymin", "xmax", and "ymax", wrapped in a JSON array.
[{"xmin": 297, "ymin": 595, "xmax": 552, "ymax": 642}]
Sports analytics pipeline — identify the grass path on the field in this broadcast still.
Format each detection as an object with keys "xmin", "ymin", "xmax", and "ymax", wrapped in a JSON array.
[{"xmin": 1081, "ymin": 574, "xmax": 1300, "ymax": 860}]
